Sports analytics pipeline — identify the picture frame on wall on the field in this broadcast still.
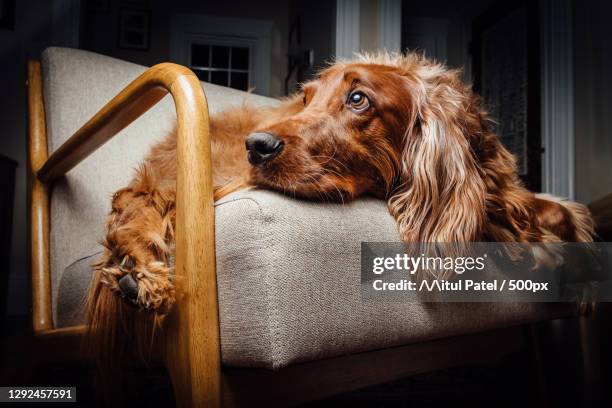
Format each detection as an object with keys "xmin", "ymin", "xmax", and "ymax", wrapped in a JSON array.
[
  {"xmin": 0, "ymin": 0, "xmax": 16, "ymax": 30},
  {"xmin": 118, "ymin": 9, "xmax": 150, "ymax": 50}
]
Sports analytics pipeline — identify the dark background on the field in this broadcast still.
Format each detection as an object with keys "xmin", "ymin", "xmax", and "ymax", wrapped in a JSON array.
[{"xmin": 0, "ymin": 1, "xmax": 611, "ymax": 406}]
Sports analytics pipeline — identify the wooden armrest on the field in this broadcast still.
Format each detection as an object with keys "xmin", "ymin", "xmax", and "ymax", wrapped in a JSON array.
[
  {"xmin": 27, "ymin": 61, "xmax": 220, "ymax": 406},
  {"xmin": 38, "ymin": 63, "xmax": 201, "ymax": 182}
]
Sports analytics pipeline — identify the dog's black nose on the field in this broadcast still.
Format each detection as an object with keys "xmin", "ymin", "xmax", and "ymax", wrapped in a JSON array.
[
  {"xmin": 118, "ymin": 274, "xmax": 139, "ymax": 306},
  {"xmin": 245, "ymin": 132, "xmax": 283, "ymax": 165}
]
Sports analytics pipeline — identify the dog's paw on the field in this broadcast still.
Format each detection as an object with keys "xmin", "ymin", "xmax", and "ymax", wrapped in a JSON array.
[
  {"xmin": 96, "ymin": 180, "xmax": 177, "ymax": 313},
  {"xmin": 97, "ymin": 253, "xmax": 176, "ymax": 314}
]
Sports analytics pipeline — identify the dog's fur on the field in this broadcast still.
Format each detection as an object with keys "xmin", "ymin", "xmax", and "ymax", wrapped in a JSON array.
[{"xmin": 86, "ymin": 52, "xmax": 594, "ymax": 363}]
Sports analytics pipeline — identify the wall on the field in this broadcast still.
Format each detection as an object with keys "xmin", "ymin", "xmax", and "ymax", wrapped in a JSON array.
[
  {"xmin": 401, "ymin": 0, "xmax": 499, "ymax": 81},
  {"xmin": 288, "ymin": 0, "xmax": 335, "ymax": 84},
  {"xmin": 0, "ymin": 0, "xmax": 56, "ymax": 316},
  {"xmin": 574, "ymin": 0, "xmax": 612, "ymax": 204},
  {"xmin": 360, "ymin": 0, "xmax": 379, "ymax": 51},
  {"xmin": 81, "ymin": 0, "xmax": 290, "ymax": 97},
  {"xmin": 400, "ymin": 0, "xmax": 612, "ymax": 204}
]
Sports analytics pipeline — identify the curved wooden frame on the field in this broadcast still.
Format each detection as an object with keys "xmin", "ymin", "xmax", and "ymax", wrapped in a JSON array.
[{"xmin": 27, "ymin": 61, "xmax": 220, "ymax": 407}]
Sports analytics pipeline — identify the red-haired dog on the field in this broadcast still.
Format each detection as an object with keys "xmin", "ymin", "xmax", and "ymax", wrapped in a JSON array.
[{"xmin": 87, "ymin": 53, "xmax": 594, "ymax": 348}]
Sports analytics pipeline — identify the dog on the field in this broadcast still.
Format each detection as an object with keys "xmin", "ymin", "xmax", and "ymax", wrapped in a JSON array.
[{"xmin": 86, "ymin": 52, "xmax": 594, "ymax": 356}]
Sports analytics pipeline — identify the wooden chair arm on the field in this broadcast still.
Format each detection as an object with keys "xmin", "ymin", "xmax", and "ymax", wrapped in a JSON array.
[
  {"xmin": 27, "ymin": 61, "xmax": 220, "ymax": 406},
  {"xmin": 37, "ymin": 63, "xmax": 202, "ymax": 182}
]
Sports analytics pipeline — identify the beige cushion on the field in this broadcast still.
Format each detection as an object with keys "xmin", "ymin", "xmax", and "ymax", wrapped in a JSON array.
[
  {"xmin": 44, "ymin": 47, "xmax": 571, "ymax": 369},
  {"xmin": 214, "ymin": 190, "xmax": 570, "ymax": 368}
]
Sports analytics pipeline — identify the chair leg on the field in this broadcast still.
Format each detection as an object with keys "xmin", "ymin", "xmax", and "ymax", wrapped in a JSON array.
[{"xmin": 164, "ymin": 309, "xmax": 222, "ymax": 408}]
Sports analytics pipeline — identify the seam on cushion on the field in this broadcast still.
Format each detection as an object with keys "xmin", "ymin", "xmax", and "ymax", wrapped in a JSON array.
[
  {"xmin": 217, "ymin": 194, "xmax": 281, "ymax": 368},
  {"xmin": 256, "ymin": 202, "xmax": 284, "ymax": 369},
  {"xmin": 248, "ymin": 197, "xmax": 282, "ymax": 368}
]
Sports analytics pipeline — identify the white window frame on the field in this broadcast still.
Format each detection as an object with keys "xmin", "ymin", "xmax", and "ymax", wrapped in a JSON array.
[
  {"xmin": 187, "ymin": 36, "xmax": 254, "ymax": 90},
  {"xmin": 170, "ymin": 14, "xmax": 273, "ymax": 96}
]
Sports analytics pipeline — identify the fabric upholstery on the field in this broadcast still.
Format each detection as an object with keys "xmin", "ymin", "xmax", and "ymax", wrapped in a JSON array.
[
  {"xmin": 213, "ymin": 190, "xmax": 569, "ymax": 368},
  {"xmin": 46, "ymin": 47, "xmax": 571, "ymax": 370},
  {"xmin": 56, "ymin": 188, "xmax": 570, "ymax": 368}
]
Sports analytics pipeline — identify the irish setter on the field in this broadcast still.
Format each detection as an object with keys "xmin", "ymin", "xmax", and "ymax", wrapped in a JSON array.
[{"xmin": 87, "ymin": 52, "xmax": 594, "ymax": 338}]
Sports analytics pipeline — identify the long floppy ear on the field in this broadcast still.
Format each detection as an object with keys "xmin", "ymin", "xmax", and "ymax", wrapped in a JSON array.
[{"xmin": 388, "ymin": 73, "xmax": 487, "ymax": 242}]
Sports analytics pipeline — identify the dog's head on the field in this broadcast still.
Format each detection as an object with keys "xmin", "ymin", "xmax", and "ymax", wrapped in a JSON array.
[{"xmin": 247, "ymin": 53, "xmax": 514, "ymax": 242}]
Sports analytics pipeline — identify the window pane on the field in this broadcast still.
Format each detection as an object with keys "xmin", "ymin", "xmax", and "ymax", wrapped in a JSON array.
[
  {"xmin": 211, "ymin": 70, "xmax": 229, "ymax": 86},
  {"xmin": 230, "ymin": 72, "xmax": 249, "ymax": 91},
  {"xmin": 231, "ymin": 47, "xmax": 249, "ymax": 70},
  {"xmin": 191, "ymin": 44, "xmax": 210, "ymax": 67},
  {"xmin": 212, "ymin": 46, "xmax": 230, "ymax": 68},
  {"xmin": 193, "ymin": 69, "xmax": 209, "ymax": 82}
]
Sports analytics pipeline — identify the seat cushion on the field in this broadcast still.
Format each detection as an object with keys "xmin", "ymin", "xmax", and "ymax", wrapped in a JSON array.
[
  {"xmin": 213, "ymin": 190, "xmax": 571, "ymax": 368},
  {"xmin": 57, "ymin": 189, "xmax": 571, "ymax": 369},
  {"xmin": 46, "ymin": 47, "xmax": 571, "ymax": 369}
]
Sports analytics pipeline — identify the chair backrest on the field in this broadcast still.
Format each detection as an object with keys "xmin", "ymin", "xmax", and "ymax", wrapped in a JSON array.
[{"xmin": 41, "ymin": 47, "xmax": 278, "ymax": 327}]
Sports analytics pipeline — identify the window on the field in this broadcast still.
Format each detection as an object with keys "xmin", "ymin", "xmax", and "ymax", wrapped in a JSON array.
[
  {"xmin": 171, "ymin": 14, "xmax": 272, "ymax": 95},
  {"xmin": 189, "ymin": 44, "xmax": 250, "ymax": 91}
]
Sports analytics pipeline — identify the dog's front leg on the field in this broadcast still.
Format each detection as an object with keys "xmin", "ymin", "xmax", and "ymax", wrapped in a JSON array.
[{"xmin": 93, "ymin": 169, "xmax": 177, "ymax": 313}]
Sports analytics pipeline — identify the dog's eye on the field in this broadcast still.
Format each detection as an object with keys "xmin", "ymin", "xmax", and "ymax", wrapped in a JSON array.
[{"xmin": 347, "ymin": 91, "xmax": 370, "ymax": 112}]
